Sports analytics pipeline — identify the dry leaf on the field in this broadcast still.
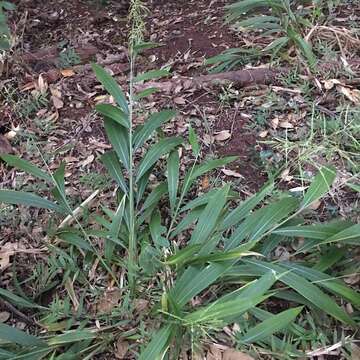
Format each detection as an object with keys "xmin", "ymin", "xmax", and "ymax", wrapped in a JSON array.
[
  {"xmin": 344, "ymin": 274, "xmax": 360, "ymax": 285},
  {"xmin": 309, "ymin": 200, "xmax": 321, "ymax": 210},
  {"xmin": 271, "ymin": 117, "xmax": 279, "ymax": 129},
  {"xmin": 78, "ymin": 154, "xmax": 95, "ymax": 168},
  {"xmin": 0, "ymin": 243, "xmax": 17, "ymax": 271},
  {"xmin": 0, "ymin": 311, "xmax": 10, "ymax": 323},
  {"xmin": 223, "ymin": 349, "xmax": 255, "ymax": 360},
  {"xmin": 60, "ymin": 69, "xmax": 75, "ymax": 77},
  {"xmin": 280, "ymin": 168, "xmax": 293, "ymax": 182},
  {"xmin": 279, "ymin": 121, "xmax": 294, "ymax": 129},
  {"xmin": 214, "ymin": 130, "xmax": 231, "ymax": 141},
  {"xmin": 134, "ymin": 299, "xmax": 149, "ymax": 313},
  {"xmin": 323, "ymin": 79, "xmax": 341, "ymax": 90},
  {"xmin": 258, "ymin": 130, "xmax": 268, "ymax": 138},
  {"xmin": 338, "ymin": 86, "xmax": 360, "ymax": 104},
  {"xmin": 4, "ymin": 125, "xmax": 21, "ymax": 140},
  {"xmin": 115, "ymin": 339, "xmax": 129, "ymax": 359},
  {"xmin": 51, "ymin": 95, "xmax": 64, "ymax": 109},
  {"xmin": 351, "ymin": 343, "xmax": 360, "ymax": 360},
  {"xmin": 0, "ymin": 135, "xmax": 13, "ymax": 154},
  {"xmin": 173, "ymin": 96, "xmax": 186, "ymax": 105},
  {"xmin": 37, "ymin": 74, "xmax": 48, "ymax": 94},
  {"xmin": 202, "ymin": 134, "xmax": 214, "ymax": 145},
  {"xmin": 201, "ymin": 175, "xmax": 210, "ymax": 190},
  {"xmin": 222, "ymin": 169, "xmax": 243, "ymax": 178},
  {"xmin": 92, "ymin": 288, "xmax": 122, "ymax": 315},
  {"xmin": 207, "ymin": 344, "xmax": 222, "ymax": 360}
]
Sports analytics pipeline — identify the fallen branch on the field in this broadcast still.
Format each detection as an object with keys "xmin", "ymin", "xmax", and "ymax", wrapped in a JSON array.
[
  {"xmin": 19, "ymin": 44, "xmax": 98, "ymax": 66},
  {"xmin": 134, "ymin": 67, "xmax": 285, "ymax": 93}
]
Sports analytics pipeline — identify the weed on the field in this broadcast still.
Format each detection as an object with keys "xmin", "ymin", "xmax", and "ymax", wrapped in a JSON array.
[
  {"xmin": 0, "ymin": 1, "xmax": 359, "ymax": 359},
  {"xmin": 0, "ymin": 1, "xmax": 15, "ymax": 51},
  {"xmin": 58, "ymin": 47, "xmax": 81, "ymax": 68}
]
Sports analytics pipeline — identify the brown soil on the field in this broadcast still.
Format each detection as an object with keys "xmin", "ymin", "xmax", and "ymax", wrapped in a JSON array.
[{"xmin": 2, "ymin": 0, "xmax": 266, "ymax": 193}]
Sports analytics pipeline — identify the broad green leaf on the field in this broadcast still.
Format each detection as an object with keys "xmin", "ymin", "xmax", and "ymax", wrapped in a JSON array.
[
  {"xmin": 225, "ymin": 196, "xmax": 299, "ymax": 250},
  {"xmin": 0, "ymin": 288, "xmax": 42, "ymax": 309},
  {"xmin": 190, "ymin": 185, "xmax": 230, "ymax": 247},
  {"xmin": 95, "ymin": 104, "xmax": 129, "ymax": 128},
  {"xmin": 100, "ymin": 151, "xmax": 128, "ymax": 194},
  {"xmin": 182, "ymin": 156, "xmax": 237, "ymax": 195},
  {"xmin": 236, "ymin": 15, "xmax": 281, "ymax": 30},
  {"xmin": 53, "ymin": 162, "xmax": 65, "ymax": 195},
  {"xmin": 0, "ymin": 190, "xmax": 64, "ymax": 213},
  {"xmin": 0, "ymin": 154, "xmax": 51, "ymax": 182},
  {"xmin": 300, "ymin": 166, "xmax": 336, "ymax": 209},
  {"xmin": 181, "ymin": 188, "xmax": 237, "ymax": 213},
  {"xmin": 150, "ymin": 210, "xmax": 169, "ymax": 248},
  {"xmin": 104, "ymin": 117, "xmax": 130, "ymax": 170},
  {"xmin": 109, "ymin": 195, "xmax": 126, "ymax": 238},
  {"xmin": 244, "ymin": 259, "xmax": 356, "ymax": 326},
  {"xmin": 264, "ymin": 36, "xmax": 289, "ymax": 53},
  {"xmin": 184, "ymin": 295, "xmax": 269, "ymax": 325},
  {"xmin": 2, "ymin": 1, "xmax": 16, "ymax": 10},
  {"xmin": 136, "ymin": 137, "xmax": 182, "ymax": 181},
  {"xmin": 132, "ymin": 41, "xmax": 160, "ymax": 55},
  {"xmin": 317, "ymin": 223, "xmax": 360, "ymax": 246},
  {"xmin": 92, "ymin": 63, "xmax": 128, "ymax": 114},
  {"xmin": 57, "ymin": 231, "xmax": 92, "ymax": 251},
  {"xmin": 188, "ymin": 124, "xmax": 200, "ymax": 157},
  {"xmin": 47, "ymin": 330, "xmax": 96, "ymax": 345},
  {"xmin": 225, "ymin": 0, "xmax": 270, "ymax": 22},
  {"xmin": 138, "ymin": 324, "xmax": 174, "ymax": 360},
  {"xmin": 237, "ymin": 307, "xmax": 303, "ymax": 344},
  {"xmin": 136, "ymin": 167, "xmax": 154, "ymax": 205},
  {"xmin": 164, "ymin": 244, "xmax": 202, "ymax": 266},
  {"xmin": 134, "ymin": 87, "xmax": 159, "ymax": 100},
  {"xmin": 347, "ymin": 182, "xmax": 360, "ymax": 192},
  {"xmin": 220, "ymin": 271, "xmax": 277, "ymax": 304},
  {"xmin": 281, "ymin": 262, "xmax": 360, "ymax": 308},
  {"xmin": 221, "ymin": 180, "xmax": 274, "ymax": 230},
  {"xmin": 104, "ymin": 196, "xmax": 127, "ymax": 260},
  {"xmin": 170, "ymin": 206, "xmax": 204, "ymax": 238},
  {"xmin": 134, "ymin": 69, "xmax": 170, "ymax": 83},
  {"xmin": 172, "ymin": 263, "xmax": 230, "ymax": 307},
  {"xmin": 133, "ymin": 110, "xmax": 176, "ymax": 150},
  {"xmin": 313, "ymin": 247, "xmax": 346, "ymax": 272},
  {"xmin": 296, "ymin": 223, "xmax": 360, "ymax": 253},
  {"xmin": 273, "ymin": 220, "xmax": 353, "ymax": 240},
  {"xmin": 167, "ymin": 150, "xmax": 179, "ymax": 214},
  {"xmin": 188, "ymin": 241, "xmax": 258, "ymax": 265},
  {"xmin": 287, "ymin": 28, "xmax": 317, "ymax": 69},
  {"xmin": 141, "ymin": 183, "xmax": 168, "ymax": 212},
  {"xmin": 0, "ymin": 323, "xmax": 46, "ymax": 346}
]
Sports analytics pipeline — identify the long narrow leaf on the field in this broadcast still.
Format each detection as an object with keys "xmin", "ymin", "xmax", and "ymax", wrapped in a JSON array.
[
  {"xmin": 138, "ymin": 324, "xmax": 174, "ymax": 360},
  {"xmin": 136, "ymin": 137, "xmax": 182, "ymax": 181},
  {"xmin": 300, "ymin": 166, "xmax": 336, "ymax": 210},
  {"xmin": 100, "ymin": 151, "xmax": 128, "ymax": 194},
  {"xmin": 167, "ymin": 150, "xmax": 179, "ymax": 214},
  {"xmin": 0, "ymin": 190, "xmax": 64, "ymax": 213},
  {"xmin": 95, "ymin": 104, "xmax": 129, "ymax": 128},
  {"xmin": 92, "ymin": 63, "xmax": 128, "ymax": 114},
  {"xmin": 134, "ymin": 110, "xmax": 176, "ymax": 150},
  {"xmin": 104, "ymin": 118, "xmax": 130, "ymax": 170},
  {"xmin": 237, "ymin": 307, "xmax": 303, "ymax": 344},
  {"xmin": 0, "ymin": 154, "xmax": 51, "ymax": 182},
  {"xmin": 0, "ymin": 323, "xmax": 46, "ymax": 347},
  {"xmin": 190, "ymin": 185, "xmax": 230, "ymax": 247},
  {"xmin": 243, "ymin": 259, "xmax": 356, "ymax": 326}
]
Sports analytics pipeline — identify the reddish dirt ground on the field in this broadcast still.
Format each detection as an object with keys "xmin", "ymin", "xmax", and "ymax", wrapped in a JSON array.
[{"xmin": 2, "ymin": 0, "xmax": 267, "ymax": 194}]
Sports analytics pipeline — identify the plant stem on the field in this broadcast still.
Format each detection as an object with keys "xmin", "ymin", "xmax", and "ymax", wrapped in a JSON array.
[{"xmin": 128, "ymin": 47, "xmax": 137, "ymax": 295}]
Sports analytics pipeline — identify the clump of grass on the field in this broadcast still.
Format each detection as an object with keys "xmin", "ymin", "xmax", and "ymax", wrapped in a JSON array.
[{"xmin": 0, "ymin": 1, "xmax": 359, "ymax": 359}]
